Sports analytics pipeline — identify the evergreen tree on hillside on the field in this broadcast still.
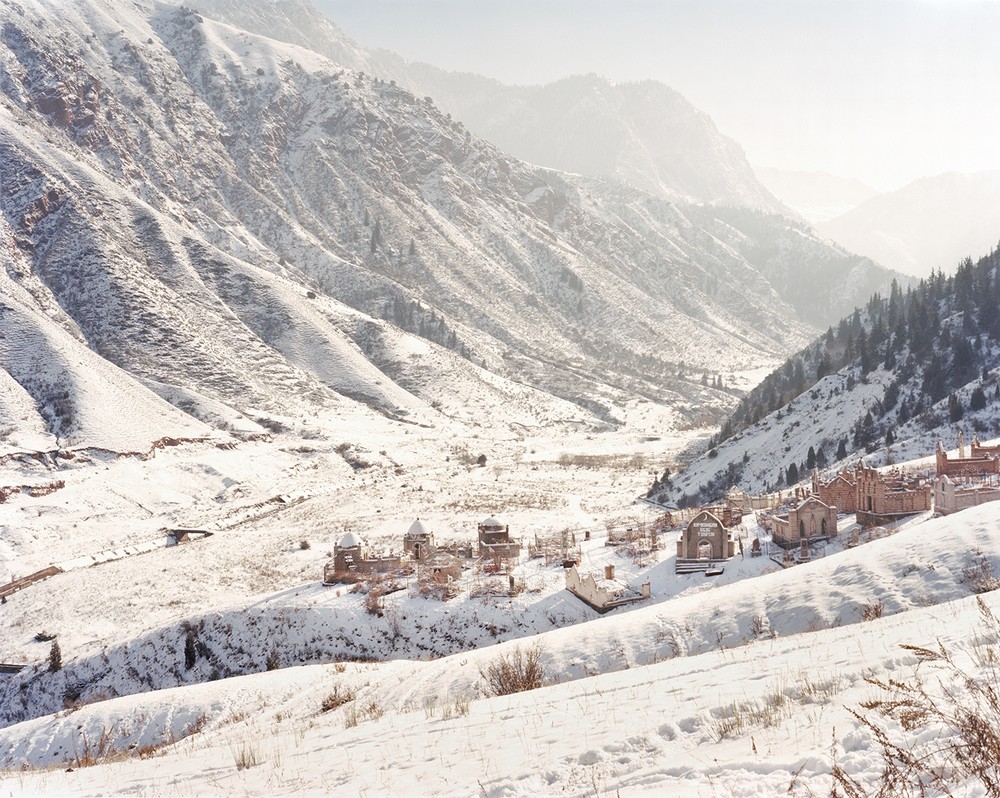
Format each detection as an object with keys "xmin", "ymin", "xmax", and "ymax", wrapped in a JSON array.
[
  {"xmin": 949, "ymin": 393, "xmax": 964, "ymax": 422},
  {"xmin": 48, "ymin": 639, "xmax": 61, "ymax": 673},
  {"xmin": 710, "ymin": 243, "xmax": 1000, "ymax": 460},
  {"xmin": 786, "ymin": 462, "xmax": 799, "ymax": 485}
]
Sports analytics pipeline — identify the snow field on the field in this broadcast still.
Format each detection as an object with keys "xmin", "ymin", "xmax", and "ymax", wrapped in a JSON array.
[{"xmin": 2, "ymin": 444, "xmax": 1000, "ymax": 794}]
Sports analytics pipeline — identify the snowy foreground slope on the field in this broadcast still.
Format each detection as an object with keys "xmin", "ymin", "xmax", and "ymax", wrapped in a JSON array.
[{"xmin": 2, "ymin": 427, "xmax": 999, "ymax": 795}]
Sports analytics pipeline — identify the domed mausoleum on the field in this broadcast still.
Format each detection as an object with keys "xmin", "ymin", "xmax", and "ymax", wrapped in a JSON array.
[
  {"xmin": 477, "ymin": 515, "xmax": 520, "ymax": 559},
  {"xmin": 403, "ymin": 518, "xmax": 435, "ymax": 561}
]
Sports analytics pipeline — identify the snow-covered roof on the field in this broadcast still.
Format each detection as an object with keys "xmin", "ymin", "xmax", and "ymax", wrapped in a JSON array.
[
  {"xmin": 481, "ymin": 516, "xmax": 504, "ymax": 527},
  {"xmin": 406, "ymin": 519, "xmax": 430, "ymax": 537},
  {"xmin": 338, "ymin": 531, "xmax": 363, "ymax": 549}
]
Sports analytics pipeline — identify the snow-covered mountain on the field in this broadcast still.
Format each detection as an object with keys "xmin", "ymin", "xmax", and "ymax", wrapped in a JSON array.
[
  {"xmin": 819, "ymin": 171, "xmax": 1000, "ymax": 278},
  {"xmin": 400, "ymin": 71, "xmax": 786, "ymax": 212},
  {"xmin": 184, "ymin": 0, "xmax": 786, "ymax": 212},
  {"xmin": 0, "ymin": 0, "xmax": 901, "ymax": 452},
  {"xmin": 661, "ymin": 247, "xmax": 1000, "ymax": 503}
]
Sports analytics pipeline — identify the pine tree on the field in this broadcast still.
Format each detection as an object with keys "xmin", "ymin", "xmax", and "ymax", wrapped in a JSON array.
[
  {"xmin": 948, "ymin": 393, "xmax": 964, "ymax": 422},
  {"xmin": 806, "ymin": 446, "xmax": 816, "ymax": 470},
  {"xmin": 48, "ymin": 639, "xmax": 62, "ymax": 672},
  {"xmin": 971, "ymin": 386, "xmax": 987, "ymax": 411},
  {"xmin": 836, "ymin": 438, "xmax": 848, "ymax": 460},
  {"xmin": 786, "ymin": 462, "xmax": 799, "ymax": 485},
  {"xmin": 858, "ymin": 328, "xmax": 871, "ymax": 375},
  {"xmin": 184, "ymin": 631, "xmax": 197, "ymax": 670}
]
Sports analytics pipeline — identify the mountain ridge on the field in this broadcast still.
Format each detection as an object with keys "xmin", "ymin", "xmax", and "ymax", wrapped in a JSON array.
[{"xmin": 0, "ymin": 0, "xmax": 898, "ymax": 453}]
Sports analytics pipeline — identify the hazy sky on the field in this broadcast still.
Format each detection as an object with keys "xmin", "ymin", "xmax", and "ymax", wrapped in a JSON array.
[{"xmin": 313, "ymin": 0, "xmax": 1000, "ymax": 191}]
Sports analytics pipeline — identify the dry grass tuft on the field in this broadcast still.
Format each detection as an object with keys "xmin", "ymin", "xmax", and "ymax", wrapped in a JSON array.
[{"xmin": 834, "ymin": 596, "xmax": 1000, "ymax": 796}]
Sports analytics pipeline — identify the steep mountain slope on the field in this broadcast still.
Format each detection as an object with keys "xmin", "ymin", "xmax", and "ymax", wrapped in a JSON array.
[
  {"xmin": 755, "ymin": 166, "xmax": 878, "ymax": 224},
  {"xmin": 406, "ymin": 71, "xmax": 785, "ymax": 212},
  {"xmin": 819, "ymin": 171, "xmax": 1000, "ymax": 278},
  {"xmin": 184, "ymin": 0, "xmax": 785, "ymax": 212},
  {"xmin": 659, "ymin": 247, "xmax": 1000, "ymax": 502},
  {"xmin": 0, "ymin": 0, "xmax": 841, "ymax": 451},
  {"xmin": 683, "ymin": 205, "xmax": 904, "ymax": 328},
  {"xmin": 182, "ymin": 0, "xmax": 901, "ymax": 327}
]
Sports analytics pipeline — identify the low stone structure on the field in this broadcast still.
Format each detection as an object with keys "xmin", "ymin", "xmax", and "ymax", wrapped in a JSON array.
[
  {"xmin": 323, "ymin": 531, "xmax": 402, "ymax": 582},
  {"xmin": 933, "ymin": 474, "xmax": 1000, "ymax": 516},
  {"xmin": 565, "ymin": 564, "xmax": 650, "ymax": 613},
  {"xmin": 771, "ymin": 496, "xmax": 837, "ymax": 549},
  {"xmin": 421, "ymin": 552, "xmax": 462, "ymax": 585},
  {"xmin": 936, "ymin": 434, "xmax": 1000, "ymax": 479},
  {"xmin": 725, "ymin": 485, "xmax": 753, "ymax": 513},
  {"xmin": 856, "ymin": 466, "xmax": 932, "ymax": 527}
]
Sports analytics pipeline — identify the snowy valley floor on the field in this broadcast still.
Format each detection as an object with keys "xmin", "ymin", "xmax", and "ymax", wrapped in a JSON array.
[{"xmin": 0, "ymin": 411, "xmax": 998, "ymax": 796}]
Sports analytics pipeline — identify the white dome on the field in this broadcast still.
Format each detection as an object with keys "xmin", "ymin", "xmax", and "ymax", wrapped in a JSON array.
[
  {"xmin": 481, "ymin": 516, "xmax": 503, "ymax": 527},
  {"xmin": 338, "ymin": 531, "xmax": 362, "ymax": 549},
  {"xmin": 406, "ymin": 519, "xmax": 429, "ymax": 537}
]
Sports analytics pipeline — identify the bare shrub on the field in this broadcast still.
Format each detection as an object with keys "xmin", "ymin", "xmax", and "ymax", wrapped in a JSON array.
[
  {"xmin": 68, "ymin": 724, "xmax": 119, "ymax": 768},
  {"xmin": 449, "ymin": 693, "xmax": 471, "ymax": 718},
  {"xmin": 962, "ymin": 549, "xmax": 1000, "ymax": 594},
  {"xmin": 321, "ymin": 684, "xmax": 357, "ymax": 713},
  {"xmin": 479, "ymin": 642, "xmax": 546, "ymax": 697},
  {"xmin": 344, "ymin": 698, "xmax": 384, "ymax": 728},
  {"xmin": 265, "ymin": 649, "xmax": 280, "ymax": 671},
  {"xmin": 384, "ymin": 603, "xmax": 403, "ymax": 639},
  {"xmin": 299, "ymin": 539, "xmax": 311, "ymax": 550},
  {"xmin": 859, "ymin": 600, "xmax": 885, "ymax": 621},
  {"xmin": 365, "ymin": 587, "xmax": 383, "ymax": 617},
  {"xmin": 836, "ymin": 596, "xmax": 1000, "ymax": 796},
  {"xmin": 749, "ymin": 613, "xmax": 769, "ymax": 639}
]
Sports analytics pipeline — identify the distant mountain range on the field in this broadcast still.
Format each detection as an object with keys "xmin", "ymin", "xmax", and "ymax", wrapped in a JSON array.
[
  {"xmin": 756, "ymin": 166, "xmax": 1000, "ymax": 280},
  {"xmin": 817, "ymin": 171, "xmax": 1000, "ymax": 279},
  {"xmin": 754, "ymin": 167, "xmax": 879, "ymax": 224}
]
